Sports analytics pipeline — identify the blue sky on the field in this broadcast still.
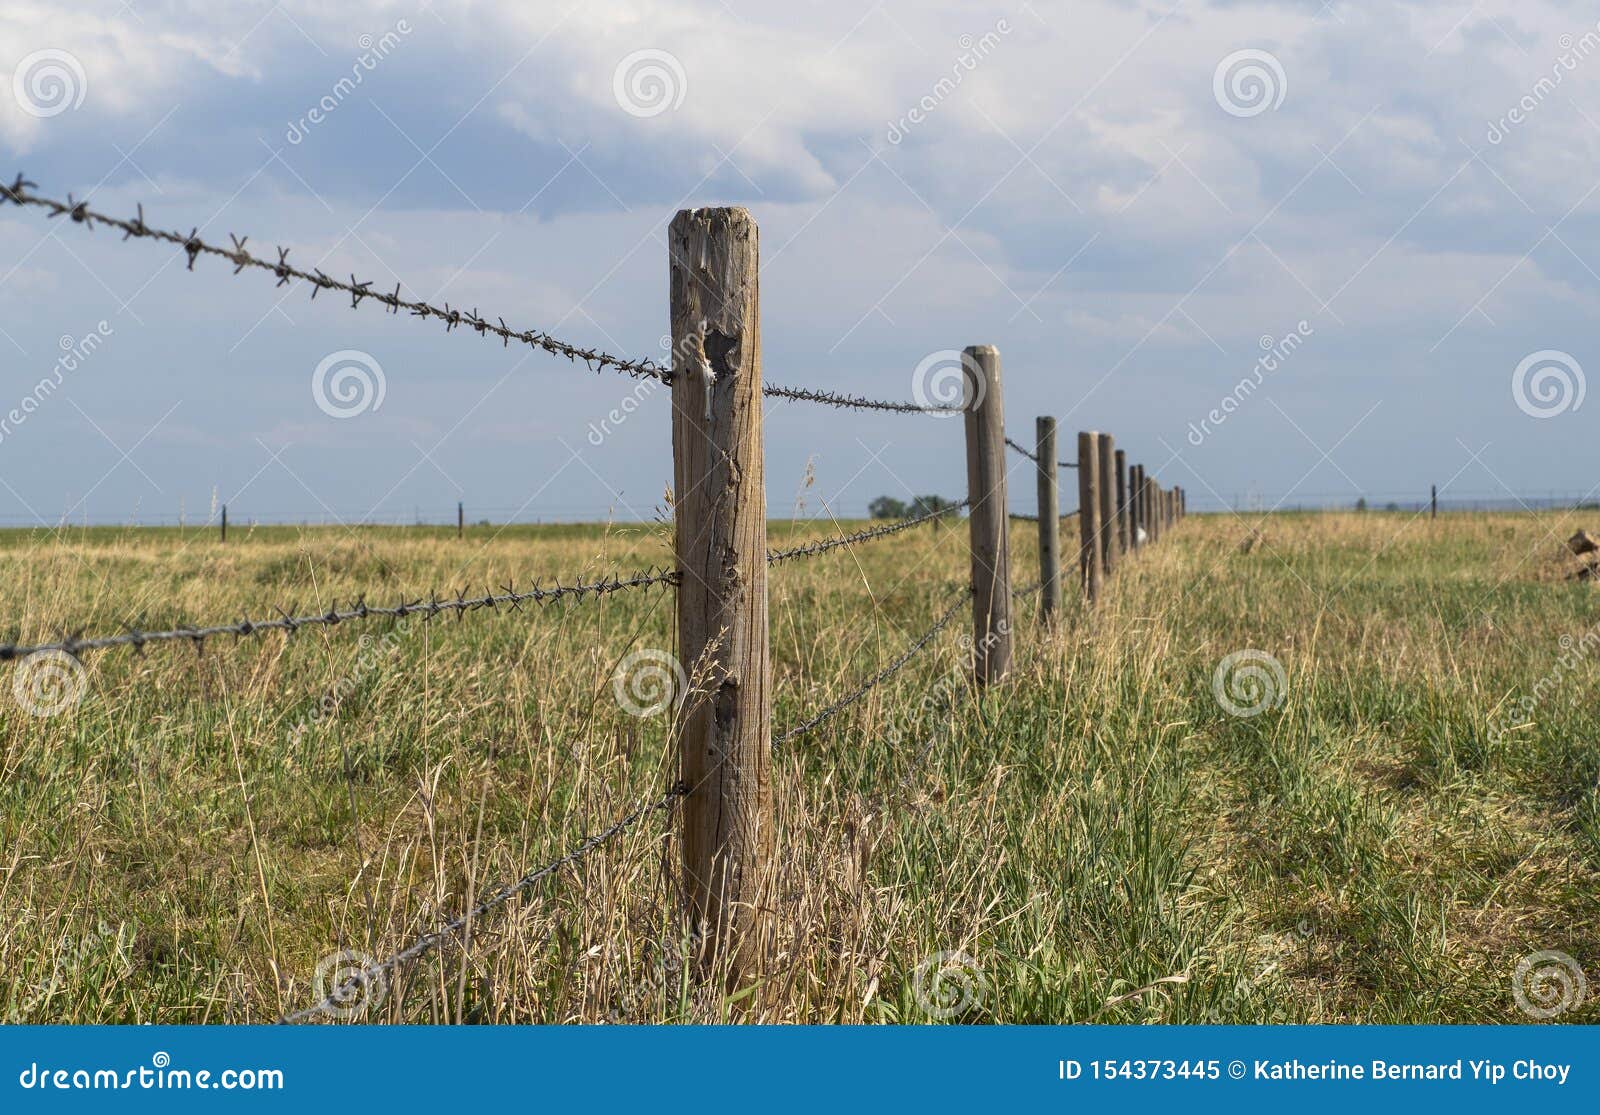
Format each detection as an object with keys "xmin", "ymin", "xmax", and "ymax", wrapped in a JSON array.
[{"xmin": 0, "ymin": 0, "xmax": 1595, "ymax": 523}]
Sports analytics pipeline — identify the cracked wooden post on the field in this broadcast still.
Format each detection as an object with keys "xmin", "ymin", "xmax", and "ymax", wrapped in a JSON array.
[
  {"xmin": 669, "ymin": 206, "xmax": 772, "ymax": 988},
  {"xmin": 964, "ymin": 345, "xmax": 1011, "ymax": 684},
  {"xmin": 1097, "ymin": 432, "xmax": 1117, "ymax": 579},
  {"xmin": 1114, "ymin": 448, "xmax": 1128, "ymax": 555},
  {"xmin": 1077, "ymin": 431, "xmax": 1103, "ymax": 603},
  {"xmin": 1035, "ymin": 415, "xmax": 1060, "ymax": 622}
]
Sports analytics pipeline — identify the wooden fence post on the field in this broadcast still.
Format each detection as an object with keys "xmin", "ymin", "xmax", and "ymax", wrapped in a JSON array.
[
  {"xmin": 220, "ymin": 504, "xmax": 227, "ymax": 543},
  {"xmin": 1114, "ymin": 448, "xmax": 1128, "ymax": 555},
  {"xmin": 669, "ymin": 206, "xmax": 772, "ymax": 985},
  {"xmin": 1128, "ymin": 464, "xmax": 1142, "ymax": 550},
  {"xmin": 457, "ymin": 501, "xmax": 464, "ymax": 538},
  {"xmin": 964, "ymin": 345, "xmax": 1012, "ymax": 683},
  {"xmin": 1035, "ymin": 415, "xmax": 1060, "ymax": 622},
  {"xmin": 1151, "ymin": 475, "xmax": 1161, "ymax": 542},
  {"xmin": 1077, "ymin": 431, "xmax": 1103, "ymax": 603},
  {"xmin": 1097, "ymin": 433, "xmax": 1117, "ymax": 578},
  {"xmin": 1431, "ymin": 484, "xmax": 1437, "ymax": 519}
]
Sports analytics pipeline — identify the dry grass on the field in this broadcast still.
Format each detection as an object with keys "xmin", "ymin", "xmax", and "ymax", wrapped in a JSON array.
[{"xmin": 2, "ymin": 508, "xmax": 1598, "ymax": 1023}]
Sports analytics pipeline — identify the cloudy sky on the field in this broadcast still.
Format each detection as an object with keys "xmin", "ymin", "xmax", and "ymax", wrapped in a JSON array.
[{"xmin": 0, "ymin": 0, "xmax": 1594, "ymax": 523}]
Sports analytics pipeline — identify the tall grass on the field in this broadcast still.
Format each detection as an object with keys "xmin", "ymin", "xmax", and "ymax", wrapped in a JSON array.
[{"xmin": 1, "ymin": 510, "xmax": 1596, "ymax": 1022}]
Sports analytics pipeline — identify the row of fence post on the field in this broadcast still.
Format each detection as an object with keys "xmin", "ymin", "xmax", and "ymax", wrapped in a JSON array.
[{"xmin": 665, "ymin": 206, "xmax": 1188, "ymax": 991}]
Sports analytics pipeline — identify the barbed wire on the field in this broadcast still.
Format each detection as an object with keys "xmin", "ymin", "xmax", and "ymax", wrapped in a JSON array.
[
  {"xmin": 279, "ymin": 782, "xmax": 687, "ymax": 1024},
  {"xmin": 762, "ymin": 382, "xmax": 958, "ymax": 415},
  {"xmin": 3, "ymin": 176, "xmax": 970, "ymax": 417},
  {"xmin": 1004, "ymin": 436, "xmax": 1076, "ymax": 469},
  {"xmin": 775, "ymin": 584, "xmax": 971, "ymax": 746},
  {"xmin": 766, "ymin": 502, "xmax": 968, "ymax": 565},
  {"xmin": 2, "ymin": 176, "xmax": 670, "ymax": 382},
  {"xmin": 0, "ymin": 567, "xmax": 680, "ymax": 663},
  {"xmin": 1008, "ymin": 511, "xmax": 1079, "ymax": 523}
]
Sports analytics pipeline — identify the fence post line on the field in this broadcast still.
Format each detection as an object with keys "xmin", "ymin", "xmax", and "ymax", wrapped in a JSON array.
[
  {"xmin": 1077, "ymin": 431, "xmax": 1103, "ymax": 603},
  {"xmin": 220, "ymin": 504, "xmax": 227, "ymax": 544},
  {"xmin": 963, "ymin": 345, "xmax": 1012, "ymax": 684},
  {"xmin": 1097, "ymin": 433, "xmax": 1117, "ymax": 579},
  {"xmin": 668, "ymin": 205, "xmax": 772, "ymax": 986},
  {"xmin": 1035, "ymin": 415, "xmax": 1060, "ymax": 622},
  {"xmin": 1114, "ymin": 448, "xmax": 1129, "ymax": 555}
]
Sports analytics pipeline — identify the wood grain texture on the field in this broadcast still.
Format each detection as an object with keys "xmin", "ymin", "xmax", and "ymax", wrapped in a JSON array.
[
  {"xmin": 963, "ymin": 345, "xmax": 1011, "ymax": 683},
  {"xmin": 1097, "ymin": 432, "xmax": 1117, "ymax": 578},
  {"xmin": 1077, "ymin": 431, "xmax": 1103, "ymax": 603},
  {"xmin": 669, "ymin": 206, "xmax": 772, "ymax": 984}
]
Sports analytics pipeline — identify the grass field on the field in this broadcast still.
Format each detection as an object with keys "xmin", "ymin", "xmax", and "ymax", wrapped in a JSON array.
[{"xmin": 2, "ymin": 509, "xmax": 1597, "ymax": 1024}]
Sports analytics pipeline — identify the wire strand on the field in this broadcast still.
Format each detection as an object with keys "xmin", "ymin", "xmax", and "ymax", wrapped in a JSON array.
[
  {"xmin": 0, "ymin": 568, "xmax": 681, "ymax": 662},
  {"xmin": 766, "ymin": 502, "xmax": 967, "ymax": 565},
  {"xmin": 278, "ymin": 783, "xmax": 687, "ymax": 1023}
]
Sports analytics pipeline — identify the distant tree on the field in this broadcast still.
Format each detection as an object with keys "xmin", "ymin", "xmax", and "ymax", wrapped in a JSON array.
[
  {"xmin": 909, "ymin": 494, "xmax": 960, "ymax": 518},
  {"xmin": 1355, "ymin": 497, "xmax": 1368, "ymax": 512},
  {"xmin": 868, "ymin": 496, "xmax": 909, "ymax": 520},
  {"xmin": 1384, "ymin": 502, "xmax": 1399, "ymax": 512}
]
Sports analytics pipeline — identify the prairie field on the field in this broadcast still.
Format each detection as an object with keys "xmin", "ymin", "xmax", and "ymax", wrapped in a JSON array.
[{"xmin": 1, "ymin": 509, "xmax": 1597, "ymax": 1024}]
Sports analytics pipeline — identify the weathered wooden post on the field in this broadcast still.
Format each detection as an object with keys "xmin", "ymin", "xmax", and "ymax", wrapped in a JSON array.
[
  {"xmin": 1114, "ymin": 448, "xmax": 1129, "ymax": 554},
  {"xmin": 1097, "ymin": 433, "xmax": 1117, "ymax": 578},
  {"xmin": 220, "ymin": 504, "xmax": 227, "ymax": 543},
  {"xmin": 964, "ymin": 345, "xmax": 1012, "ymax": 683},
  {"xmin": 1077, "ymin": 432, "xmax": 1103, "ymax": 603},
  {"xmin": 1128, "ymin": 464, "xmax": 1143, "ymax": 550},
  {"xmin": 669, "ymin": 206, "xmax": 772, "ymax": 986},
  {"xmin": 1035, "ymin": 416, "xmax": 1060, "ymax": 622},
  {"xmin": 1148, "ymin": 477, "xmax": 1161, "ymax": 545},
  {"xmin": 1431, "ymin": 484, "xmax": 1437, "ymax": 519},
  {"xmin": 457, "ymin": 501, "xmax": 464, "ymax": 538}
]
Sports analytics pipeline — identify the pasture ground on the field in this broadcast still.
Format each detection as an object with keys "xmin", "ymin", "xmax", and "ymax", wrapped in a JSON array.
[{"xmin": 2, "ymin": 509, "xmax": 1597, "ymax": 1023}]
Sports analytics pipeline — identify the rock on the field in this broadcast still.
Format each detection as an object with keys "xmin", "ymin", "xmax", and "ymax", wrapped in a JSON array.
[{"xmin": 1569, "ymin": 530, "xmax": 1600, "ymax": 556}]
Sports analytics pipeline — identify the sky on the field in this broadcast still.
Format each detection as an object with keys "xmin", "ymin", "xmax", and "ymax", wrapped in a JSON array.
[{"xmin": 0, "ymin": 0, "xmax": 1596, "ymax": 523}]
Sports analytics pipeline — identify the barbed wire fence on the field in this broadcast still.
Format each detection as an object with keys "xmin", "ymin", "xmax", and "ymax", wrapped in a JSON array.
[{"xmin": 1, "ymin": 178, "xmax": 1188, "ymax": 1023}]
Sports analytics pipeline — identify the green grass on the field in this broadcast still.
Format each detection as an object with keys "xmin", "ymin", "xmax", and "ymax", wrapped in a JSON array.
[{"xmin": 1, "ymin": 510, "xmax": 1596, "ymax": 1023}]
